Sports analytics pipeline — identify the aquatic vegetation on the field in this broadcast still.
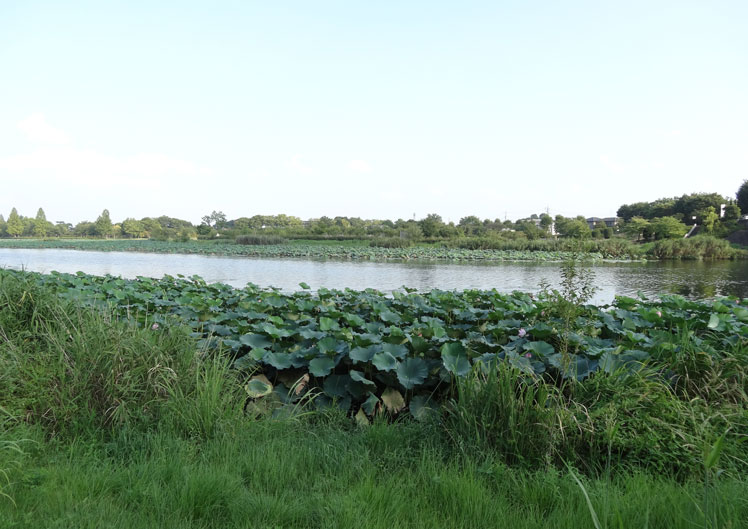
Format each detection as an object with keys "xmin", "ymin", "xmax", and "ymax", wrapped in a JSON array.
[{"xmin": 10, "ymin": 269, "xmax": 746, "ymax": 417}]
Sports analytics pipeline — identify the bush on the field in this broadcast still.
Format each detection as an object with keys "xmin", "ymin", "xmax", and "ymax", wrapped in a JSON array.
[
  {"xmin": 235, "ymin": 234, "xmax": 287, "ymax": 245},
  {"xmin": 648, "ymin": 236, "xmax": 745, "ymax": 260},
  {"xmin": 446, "ymin": 237, "xmax": 642, "ymax": 258},
  {"xmin": 0, "ymin": 273, "xmax": 241, "ymax": 439},
  {"xmin": 370, "ymin": 237, "xmax": 413, "ymax": 248}
]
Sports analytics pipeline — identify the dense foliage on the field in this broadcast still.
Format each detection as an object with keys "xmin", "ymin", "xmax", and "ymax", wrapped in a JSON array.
[
  {"xmin": 5, "ymin": 268, "xmax": 745, "ymax": 477},
  {"xmin": 2, "ymin": 236, "xmax": 745, "ymax": 260}
]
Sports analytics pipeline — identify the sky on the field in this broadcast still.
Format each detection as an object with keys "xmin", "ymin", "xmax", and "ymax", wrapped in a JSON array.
[{"xmin": 1, "ymin": 1, "xmax": 747, "ymax": 225}]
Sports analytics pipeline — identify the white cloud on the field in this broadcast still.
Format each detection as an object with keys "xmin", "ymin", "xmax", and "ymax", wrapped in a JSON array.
[
  {"xmin": 348, "ymin": 159, "xmax": 373, "ymax": 173},
  {"xmin": 0, "ymin": 147, "xmax": 212, "ymax": 188},
  {"xmin": 18, "ymin": 113, "xmax": 70, "ymax": 145},
  {"xmin": 599, "ymin": 154, "xmax": 624, "ymax": 174},
  {"xmin": 286, "ymin": 154, "xmax": 313, "ymax": 174}
]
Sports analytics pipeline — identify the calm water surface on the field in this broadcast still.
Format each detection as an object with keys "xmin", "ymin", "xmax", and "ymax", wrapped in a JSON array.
[{"xmin": 1, "ymin": 248, "xmax": 747, "ymax": 304}]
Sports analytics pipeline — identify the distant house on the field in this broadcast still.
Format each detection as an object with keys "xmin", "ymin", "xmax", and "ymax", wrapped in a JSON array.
[{"xmin": 586, "ymin": 217, "xmax": 621, "ymax": 229}]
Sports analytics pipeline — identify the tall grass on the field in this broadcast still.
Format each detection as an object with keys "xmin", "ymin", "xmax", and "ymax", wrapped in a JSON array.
[
  {"xmin": 1, "ymin": 273, "xmax": 747, "ymax": 527},
  {"xmin": 648, "ymin": 235, "xmax": 746, "ymax": 259},
  {"xmin": 235, "ymin": 234, "xmax": 287, "ymax": 245},
  {"xmin": 447, "ymin": 237, "xmax": 643, "ymax": 258},
  {"xmin": 0, "ymin": 273, "xmax": 241, "ymax": 440},
  {"xmin": 369, "ymin": 237, "xmax": 413, "ymax": 248}
]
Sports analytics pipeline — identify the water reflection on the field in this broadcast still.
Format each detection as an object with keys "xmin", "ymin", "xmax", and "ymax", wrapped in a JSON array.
[{"xmin": 1, "ymin": 248, "xmax": 746, "ymax": 304}]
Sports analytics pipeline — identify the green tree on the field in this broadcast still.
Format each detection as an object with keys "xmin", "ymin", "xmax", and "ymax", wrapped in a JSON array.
[
  {"xmin": 458, "ymin": 216, "xmax": 483, "ymax": 236},
  {"xmin": 651, "ymin": 216, "xmax": 688, "ymax": 240},
  {"xmin": 737, "ymin": 180, "xmax": 748, "ymax": 215},
  {"xmin": 418, "ymin": 213, "xmax": 444, "ymax": 238},
  {"xmin": 623, "ymin": 217, "xmax": 651, "ymax": 241},
  {"xmin": 6, "ymin": 208, "xmax": 23, "ymax": 237},
  {"xmin": 723, "ymin": 203, "xmax": 741, "ymax": 222},
  {"xmin": 539, "ymin": 213, "xmax": 553, "ymax": 232},
  {"xmin": 122, "ymin": 218, "xmax": 146, "ymax": 238},
  {"xmin": 94, "ymin": 209, "xmax": 113, "ymax": 238},
  {"xmin": 33, "ymin": 208, "xmax": 49, "ymax": 237},
  {"xmin": 201, "ymin": 210, "xmax": 227, "ymax": 229},
  {"xmin": 697, "ymin": 207, "xmax": 719, "ymax": 234},
  {"xmin": 0, "ymin": 214, "xmax": 6, "ymax": 237}
]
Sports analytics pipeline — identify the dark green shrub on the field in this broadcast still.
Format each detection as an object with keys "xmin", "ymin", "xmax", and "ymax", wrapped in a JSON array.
[
  {"xmin": 370, "ymin": 237, "xmax": 413, "ymax": 248},
  {"xmin": 235, "ymin": 234, "xmax": 287, "ymax": 245}
]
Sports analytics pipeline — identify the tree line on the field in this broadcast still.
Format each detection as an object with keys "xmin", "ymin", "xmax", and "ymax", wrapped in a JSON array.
[{"xmin": 2, "ymin": 181, "xmax": 746, "ymax": 242}]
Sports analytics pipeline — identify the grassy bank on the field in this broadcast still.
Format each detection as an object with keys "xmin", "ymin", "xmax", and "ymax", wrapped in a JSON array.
[
  {"xmin": 1, "ymin": 271, "xmax": 747, "ymax": 527},
  {"xmin": 1, "ymin": 235, "xmax": 744, "ymax": 260}
]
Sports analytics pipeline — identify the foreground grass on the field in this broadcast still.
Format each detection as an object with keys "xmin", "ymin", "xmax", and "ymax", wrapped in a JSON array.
[
  {"xmin": 1, "ymin": 273, "xmax": 747, "ymax": 528},
  {"xmin": 3, "ymin": 419, "xmax": 747, "ymax": 529}
]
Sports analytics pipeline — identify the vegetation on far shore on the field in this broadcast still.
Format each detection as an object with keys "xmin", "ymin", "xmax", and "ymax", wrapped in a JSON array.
[
  {"xmin": 1, "ymin": 269, "xmax": 747, "ymax": 527},
  {"xmin": 1, "ymin": 234, "xmax": 745, "ymax": 261},
  {"xmin": 1, "ymin": 186, "xmax": 747, "ymax": 249}
]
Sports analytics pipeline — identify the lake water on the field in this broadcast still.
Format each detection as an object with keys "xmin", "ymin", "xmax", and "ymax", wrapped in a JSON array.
[{"xmin": 1, "ymin": 248, "xmax": 747, "ymax": 304}]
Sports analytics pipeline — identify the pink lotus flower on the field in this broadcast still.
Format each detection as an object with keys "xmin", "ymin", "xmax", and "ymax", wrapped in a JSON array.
[
  {"xmin": 525, "ymin": 353, "xmax": 532, "ymax": 358},
  {"xmin": 656, "ymin": 311, "xmax": 662, "ymax": 317},
  {"xmin": 151, "ymin": 323, "xmax": 159, "ymax": 330},
  {"xmin": 518, "ymin": 328, "xmax": 527, "ymax": 338}
]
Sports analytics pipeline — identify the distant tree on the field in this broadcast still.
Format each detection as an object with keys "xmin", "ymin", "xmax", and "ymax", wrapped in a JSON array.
[
  {"xmin": 515, "ymin": 221, "xmax": 544, "ymax": 240},
  {"xmin": 399, "ymin": 221, "xmax": 423, "ymax": 241},
  {"xmin": 122, "ymin": 218, "xmax": 147, "ymax": 238},
  {"xmin": 737, "ymin": 180, "xmax": 748, "ymax": 215},
  {"xmin": 0, "ymin": 214, "xmax": 6, "ymax": 237},
  {"xmin": 73, "ymin": 221, "xmax": 95, "ymax": 237},
  {"xmin": 623, "ymin": 217, "xmax": 651, "ymax": 241},
  {"xmin": 539, "ymin": 214, "xmax": 553, "ymax": 232},
  {"xmin": 723, "ymin": 203, "xmax": 741, "ymax": 222},
  {"xmin": 94, "ymin": 209, "xmax": 113, "ymax": 238},
  {"xmin": 563, "ymin": 219, "xmax": 592, "ymax": 239},
  {"xmin": 697, "ymin": 206, "xmax": 719, "ymax": 233},
  {"xmin": 6, "ymin": 208, "xmax": 23, "ymax": 237},
  {"xmin": 418, "ymin": 213, "xmax": 444, "ymax": 238},
  {"xmin": 458, "ymin": 216, "xmax": 483, "ymax": 236},
  {"xmin": 201, "ymin": 210, "xmax": 227, "ymax": 229},
  {"xmin": 53, "ymin": 221, "xmax": 72, "ymax": 237},
  {"xmin": 33, "ymin": 208, "xmax": 49, "ymax": 237},
  {"xmin": 651, "ymin": 216, "xmax": 688, "ymax": 240}
]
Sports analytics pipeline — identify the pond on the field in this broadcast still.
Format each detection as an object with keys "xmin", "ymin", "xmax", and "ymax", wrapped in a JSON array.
[{"xmin": 1, "ymin": 248, "xmax": 747, "ymax": 304}]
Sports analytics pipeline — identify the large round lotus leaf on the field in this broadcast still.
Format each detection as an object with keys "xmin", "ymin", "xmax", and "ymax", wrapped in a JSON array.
[
  {"xmin": 309, "ymin": 356, "xmax": 336, "ymax": 377},
  {"xmin": 323, "ymin": 374, "xmax": 350, "ymax": 398},
  {"xmin": 350, "ymin": 345, "xmax": 378, "ymax": 363},
  {"xmin": 372, "ymin": 351, "xmax": 397, "ymax": 372},
  {"xmin": 396, "ymin": 357, "xmax": 428, "ymax": 389},
  {"xmin": 441, "ymin": 342, "xmax": 471, "ymax": 376},
  {"xmin": 264, "ymin": 351, "xmax": 294, "ymax": 370},
  {"xmin": 350, "ymin": 370, "xmax": 376, "ymax": 386},
  {"xmin": 382, "ymin": 343, "xmax": 408, "ymax": 359},
  {"xmin": 522, "ymin": 340, "xmax": 555, "ymax": 358},
  {"xmin": 245, "ymin": 375, "xmax": 273, "ymax": 398},
  {"xmin": 381, "ymin": 387, "xmax": 405, "ymax": 413},
  {"xmin": 361, "ymin": 392, "xmax": 379, "ymax": 415},
  {"xmin": 409, "ymin": 395, "xmax": 437, "ymax": 422},
  {"xmin": 239, "ymin": 333, "xmax": 272, "ymax": 349},
  {"xmin": 318, "ymin": 336, "xmax": 340, "ymax": 354},
  {"xmin": 319, "ymin": 317, "xmax": 340, "ymax": 331}
]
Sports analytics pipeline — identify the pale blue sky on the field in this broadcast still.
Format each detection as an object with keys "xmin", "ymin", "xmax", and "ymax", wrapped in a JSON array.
[{"xmin": 1, "ymin": 1, "xmax": 746, "ymax": 224}]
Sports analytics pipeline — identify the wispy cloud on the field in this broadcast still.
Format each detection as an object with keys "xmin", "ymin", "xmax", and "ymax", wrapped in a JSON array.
[
  {"xmin": 286, "ymin": 154, "xmax": 313, "ymax": 174},
  {"xmin": 2, "ymin": 115, "xmax": 212, "ymax": 188},
  {"xmin": 18, "ymin": 113, "xmax": 70, "ymax": 145},
  {"xmin": 347, "ymin": 159, "xmax": 373, "ymax": 173},
  {"xmin": 599, "ymin": 154, "xmax": 624, "ymax": 174},
  {"xmin": 0, "ymin": 148, "xmax": 212, "ymax": 187}
]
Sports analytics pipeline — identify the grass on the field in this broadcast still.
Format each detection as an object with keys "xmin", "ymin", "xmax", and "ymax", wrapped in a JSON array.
[
  {"xmin": 1, "ymin": 273, "xmax": 747, "ymax": 527},
  {"xmin": 3, "ymin": 419, "xmax": 748, "ymax": 529}
]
